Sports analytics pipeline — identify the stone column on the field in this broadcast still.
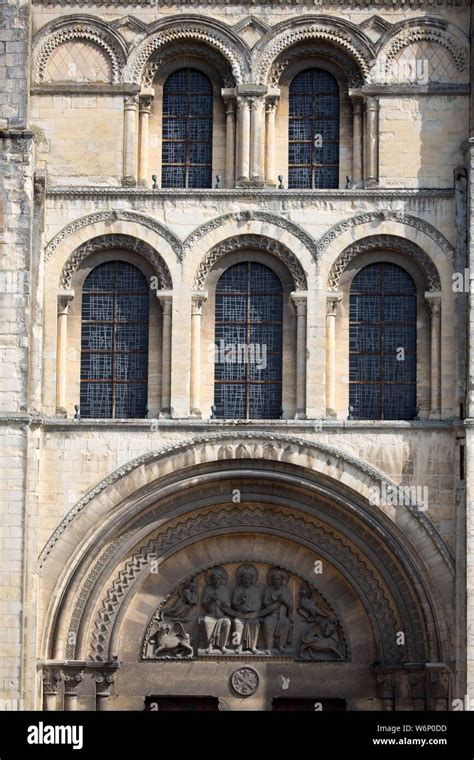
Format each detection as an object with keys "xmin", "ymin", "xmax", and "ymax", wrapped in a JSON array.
[
  {"xmin": 291, "ymin": 293, "xmax": 308, "ymax": 418},
  {"xmin": 236, "ymin": 96, "xmax": 250, "ymax": 183},
  {"xmin": 122, "ymin": 94, "xmax": 138, "ymax": 186},
  {"xmin": 157, "ymin": 293, "xmax": 172, "ymax": 415},
  {"xmin": 265, "ymin": 98, "xmax": 278, "ymax": 186},
  {"xmin": 250, "ymin": 96, "xmax": 265, "ymax": 185},
  {"xmin": 224, "ymin": 97, "xmax": 236, "ymax": 188},
  {"xmin": 326, "ymin": 294, "xmax": 342, "ymax": 416},
  {"xmin": 63, "ymin": 669, "xmax": 83, "ymax": 712},
  {"xmin": 365, "ymin": 96, "xmax": 379, "ymax": 188},
  {"xmin": 375, "ymin": 671, "xmax": 395, "ymax": 711},
  {"xmin": 190, "ymin": 294, "xmax": 208, "ymax": 416},
  {"xmin": 425, "ymin": 293, "xmax": 442, "ymax": 417},
  {"xmin": 138, "ymin": 95, "xmax": 153, "ymax": 187},
  {"xmin": 42, "ymin": 668, "xmax": 61, "ymax": 711},
  {"xmin": 95, "ymin": 673, "xmax": 115, "ymax": 712},
  {"xmin": 351, "ymin": 96, "xmax": 363, "ymax": 187},
  {"xmin": 56, "ymin": 291, "xmax": 74, "ymax": 413}
]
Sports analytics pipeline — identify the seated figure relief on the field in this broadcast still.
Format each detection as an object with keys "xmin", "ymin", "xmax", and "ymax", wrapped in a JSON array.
[{"xmin": 142, "ymin": 563, "xmax": 347, "ymax": 661}]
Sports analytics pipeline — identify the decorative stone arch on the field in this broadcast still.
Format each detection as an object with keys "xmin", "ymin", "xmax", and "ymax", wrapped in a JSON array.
[
  {"xmin": 252, "ymin": 16, "xmax": 374, "ymax": 85},
  {"xmin": 32, "ymin": 15, "xmax": 128, "ymax": 84},
  {"xmin": 44, "ymin": 209, "xmax": 182, "ymax": 266},
  {"xmin": 269, "ymin": 41, "xmax": 365, "ymax": 88},
  {"xmin": 183, "ymin": 211, "xmax": 318, "ymax": 281},
  {"xmin": 59, "ymin": 234, "xmax": 173, "ymax": 290},
  {"xmin": 38, "ymin": 435, "xmax": 453, "ymax": 707},
  {"xmin": 124, "ymin": 16, "xmax": 250, "ymax": 86},
  {"xmin": 142, "ymin": 41, "xmax": 235, "ymax": 89},
  {"xmin": 327, "ymin": 234, "xmax": 441, "ymax": 292},
  {"xmin": 376, "ymin": 18, "xmax": 468, "ymax": 78},
  {"xmin": 194, "ymin": 234, "xmax": 307, "ymax": 291}
]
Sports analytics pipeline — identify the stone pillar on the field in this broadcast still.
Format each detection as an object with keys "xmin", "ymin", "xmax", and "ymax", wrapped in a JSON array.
[
  {"xmin": 63, "ymin": 669, "xmax": 83, "ymax": 712},
  {"xmin": 56, "ymin": 291, "xmax": 74, "ymax": 413},
  {"xmin": 190, "ymin": 294, "xmax": 208, "ymax": 416},
  {"xmin": 122, "ymin": 94, "xmax": 138, "ymax": 186},
  {"xmin": 250, "ymin": 96, "xmax": 265, "ymax": 185},
  {"xmin": 375, "ymin": 671, "xmax": 395, "ymax": 711},
  {"xmin": 224, "ymin": 97, "xmax": 236, "ymax": 188},
  {"xmin": 351, "ymin": 96, "xmax": 363, "ymax": 187},
  {"xmin": 291, "ymin": 293, "xmax": 308, "ymax": 418},
  {"xmin": 95, "ymin": 673, "xmax": 115, "ymax": 712},
  {"xmin": 425, "ymin": 293, "xmax": 442, "ymax": 418},
  {"xmin": 265, "ymin": 98, "xmax": 278, "ymax": 186},
  {"xmin": 157, "ymin": 293, "xmax": 172, "ymax": 415},
  {"xmin": 326, "ymin": 294, "xmax": 342, "ymax": 416},
  {"xmin": 138, "ymin": 95, "xmax": 153, "ymax": 187},
  {"xmin": 42, "ymin": 668, "xmax": 62, "ymax": 711},
  {"xmin": 365, "ymin": 96, "xmax": 379, "ymax": 188},
  {"xmin": 236, "ymin": 96, "xmax": 250, "ymax": 183}
]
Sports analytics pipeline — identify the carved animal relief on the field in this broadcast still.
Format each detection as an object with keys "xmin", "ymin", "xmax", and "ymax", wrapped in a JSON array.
[{"xmin": 142, "ymin": 563, "xmax": 348, "ymax": 661}]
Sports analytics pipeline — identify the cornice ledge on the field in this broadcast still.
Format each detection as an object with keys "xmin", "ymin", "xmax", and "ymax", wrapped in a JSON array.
[{"xmin": 45, "ymin": 187, "xmax": 455, "ymax": 200}]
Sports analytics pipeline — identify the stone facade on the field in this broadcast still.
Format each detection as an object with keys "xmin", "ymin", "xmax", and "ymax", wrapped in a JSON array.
[{"xmin": 0, "ymin": 0, "xmax": 473, "ymax": 711}]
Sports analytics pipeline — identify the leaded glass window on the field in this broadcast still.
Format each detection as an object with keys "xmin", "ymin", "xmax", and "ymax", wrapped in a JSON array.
[
  {"xmin": 162, "ymin": 68, "xmax": 213, "ymax": 189},
  {"xmin": 80, "ymin": 261, "xmax": 149, "ymax": 418},
  {"xmin": 214, "ymin": 262, "xmax": 283, "ymax": 419},
  {"xmin": 288, "ymin": 68, "xmax": 339, "ymax": 189},
  {"xmin": 349, "ymin": 262, "xmax": 417, "ymax": 420}
]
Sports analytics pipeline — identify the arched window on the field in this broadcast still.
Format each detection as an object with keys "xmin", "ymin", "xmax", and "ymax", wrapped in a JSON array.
[
  {"xmin": 162, "ymin": 67, "xmax": 213, "ymax": 189},
  {"xmin": 288, "ymin": 68, "xmax": 339, "ymax": 189},
  {"xmin": 80, "ymin": 261, "xmax": 149, "ymax": 418},
  {"xmin": 349, "ymin": 262, "xmax": 417, "ymax": 420},
  {"xmin": 214, "ymin": 262, "xmax": 283, "ymax": 419}
]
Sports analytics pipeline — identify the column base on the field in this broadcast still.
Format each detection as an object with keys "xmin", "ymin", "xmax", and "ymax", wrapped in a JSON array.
[
  {"xmin": 325, "ymin": 408, "xmax": 338, "ymax": 418},
  {"xmin": 137, "ymin": 179, "xmax": 149, "ymax": 188},
  {"xmin": 190, "ymin": 408, "xmax": 202, "ymax": 418},
  {"xmin": 121, "ymin": 176, "xmax": 137, "ymax": 187},
  {"xmin": 236, "ymin": 178, "xmax": 265, "ymax": 188},
  {"xmin": 365, "ymin": 178, "xmax": 379, "ymax": 189},
  {"xmin": 294, "ymin": 410, "xmax": 306, "ymax": 420}
]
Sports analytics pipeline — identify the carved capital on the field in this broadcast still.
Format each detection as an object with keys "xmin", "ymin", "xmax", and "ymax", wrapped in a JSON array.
[
  {"xmin": 425, "ymin": 292, "xmax": 442, "ymax": 318},
  {"xmin": 138, "ymin": 95, "xmax": 153, "ymax": 114},
  {"xmin": 291, "ymin": 292, "xmax": 308, "ymax": 317},
  {"xmin": 157, "ymin": 292, "xmax": 173, "ymax": 316},
  {"xmin": 124, "ymin": 94, "xmax": 139, "ymax": 110},
  {"xmin": 191, "ymin": 293, "xmax": 208, "ymax": 316},
  {"xmin": 42, "ymin": 667, "xmax": 62, "ymax": 695},
  {"xmin": 326, "ymin": 293, "xmax": 342, "ymax": 317},
  {"xmin": 57, "ymin": 290, "xmax": 75, "ymax": 316},
  {"xmin": 63, "ymin": 669, "xmax": 84, "ymax": 696}
]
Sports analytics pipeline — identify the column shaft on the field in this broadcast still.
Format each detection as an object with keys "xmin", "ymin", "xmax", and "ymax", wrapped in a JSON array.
[
  {"xmin": 365, "ymin": 96, "xmax": 379, "ymax": 187},
  {"xmin": 427, "ymin": 297, "xmax": 441, "ymax": 416},
  {"xmin": 138, "ymin": 96, "xmax": 153, "ymax": 186},
  {"xmin": 123, "ymin": 95, "xmax": 138, "ymax": 185},
  {"xmin": 56, "ymin": 292, "xmax": 74, "ymax": 412},
  {"xmin": 225, "ymin": 99, "xmax": 236, "ymax": 187},
  {"xmin": 237, "ymin": 97, "xmax": 250, "ymax": 181},
  {"xmin": 250, "ymin": 97, "xmax": 265, "ymax": 182},
  {"xmin": 265, "ymin": 101, "xmax": 277, "ymax": 185},
  {"xmin": 159, "ymin": 295, "xmax": 172, "ymax": 414},
  {"xmin": 190, "ymin": 295, "xmax": 207, "ymax": 416},
  {"xmin": 292, "ymin": 295, "xmax": 307, "ymax": 418},
  {"xmin": 352, "ymin": 98, "xmax": 363, "ymax": 186},
  {"xmin": 326, "ymin": 295, "xmax": 342, "ymax": 415}
]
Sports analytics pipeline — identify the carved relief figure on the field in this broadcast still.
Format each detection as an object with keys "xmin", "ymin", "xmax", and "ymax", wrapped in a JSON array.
[
  {"xmin": 201, "ymin": 567, "xmax": 232, "ymax": 653},
  {"xmin": 232, "ymin": 564, "xmax": 261, "ymax": 654},
  {"xmin": 299, "ymin": 617, "xmax": 345, "ymax": 661},
  {"xmin": 262, "ymin": 568, "xmax": 293, "ymax": 654},
  {"xmin": 161, "ymin": 580, "xmax": 198, "ymax": 622},
  {"xmin": 153, "ymin": 621, "xmax": 194, "ymax": 659}
]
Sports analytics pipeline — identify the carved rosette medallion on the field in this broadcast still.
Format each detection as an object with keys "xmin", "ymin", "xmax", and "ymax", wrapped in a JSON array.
[
  {"xmin": 141, "ymin": 562, "xmax": 348, "ymax": 662},
  {"xmin": 231, "ymin": 667, "xmax": 259, "ymax": 697}
]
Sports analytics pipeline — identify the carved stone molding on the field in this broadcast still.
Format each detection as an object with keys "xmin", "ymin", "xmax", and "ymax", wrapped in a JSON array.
[
  {"xmin": 143, "ymin": 42, "xmax": 235, "ymax": 87},
  {"xmin": 59, "ymin": 233, "xmax": 173, "ymax": 290},
  {"xmin": 141, "ymin": 561, "xmax": 348, "ymax": 661},
  {"xmin": 33, "ymin": 20, "xmax": 127, "ymax": 84},
  {"xmin": 183, "ymin": 211, "xmax": 319, "ymax": 261},
  {"xmin": 254, "ymin": 19, "xmax": 374, "ymax": 85},
  {"xmin": 380, "ymin": 25, "xmax": 468, "ymax": 74},
  {"xmin": 316, "ymin": 211, "xmax": 454, "ymax": 263},
  {"xmin": 194, "ymin": 234, "xmax": 307, "ymax": 290},
  {"xmin": 124, "ymin": 23, "xmax": 248, "ymax": 85},
  {"xmin": 44, "ymin": 209, "xmax": 182, "ymax": 262},
  {"xmin": 327, "ymin": 235, "xmax": 441, "ymax": 291},
  {"xmin": 269, "ymin": 41, "xmax": 364, "ymax": 87},
  {"xmin": 39, "ymin": 432, "xmax": 454, "ymax": 572},
  {"xmin": 86, "ymin": 507, "xmax": 398, "ymax": 663},
  {"xmin": 231, "ymin": 667, "xmax": 260, "ymax": 695}
]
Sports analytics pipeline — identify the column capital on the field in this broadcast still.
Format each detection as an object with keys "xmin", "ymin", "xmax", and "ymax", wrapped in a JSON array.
[
  {"xmin": 57, "ymin": 289, "xmax": 74, "ymax": 315},
  {"xmin": 290, "ymin": 291, "xmax": 308, "ymax": 315},
  {"xmin": 191, "ymin": 292, "xmax": 208, "ymax": 315},
  {"xmin": 138, "ymin": 94, "xmax": 154, "ymax": 113},
  {"xmin": 326, "ymin": 292, "xmax": 343, "ymax": 316},
  {"xmin": 157, "ymin": 291, "xmax": 173, "ymax": 315},
  {"xmin": 62, "ymin": 668, "xmax": 84, "ymax": 695},
  {"xmin": 42, "ymin": 667, "xmax": 62, "ymax": 695},
  {"xmin": 124, "ymin": 94, "xmax": 139, "ymax": 110},
  {"xmin": 424, "ymin": 291, "xmax": 442, "ymax": 315}
]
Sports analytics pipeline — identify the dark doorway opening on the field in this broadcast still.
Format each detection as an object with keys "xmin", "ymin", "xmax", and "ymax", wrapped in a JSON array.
[
  {"xmin": 272, "ymin": 698, "xmax": 346, "ymax": 711},
  {"xmin": 144, "ymin": 696, "xmax": 219, "ymax": 711}
]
